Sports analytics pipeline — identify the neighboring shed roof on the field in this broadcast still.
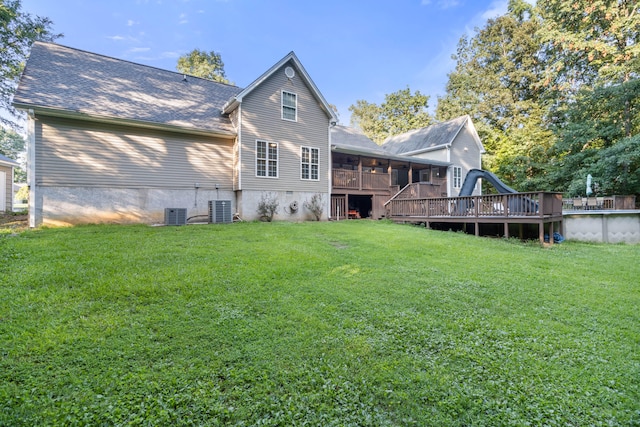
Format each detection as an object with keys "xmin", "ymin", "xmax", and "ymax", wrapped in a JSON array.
[
  {"xmin": 13, "ymin": 42, "xmax": 242, "ymax": 136},
  {"xmin": 382, "ymin": 115, "xmax": 475, "ymax": 155},
  {"xmin": 0, "ymin": 154, "xmax": 19, "ymax": 167}
]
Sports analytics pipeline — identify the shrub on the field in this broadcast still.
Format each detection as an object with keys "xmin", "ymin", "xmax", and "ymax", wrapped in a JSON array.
[
  {"xmin": 257, "ymin": 192, "xmax": 279, "ymax": 222},
  {"xmin": 303, "ymin": 193, "xmax": 324, "ymax": 221},
  {"xmin": 15, "ymin": 185, "xmax": 28, "ymax": 203}
]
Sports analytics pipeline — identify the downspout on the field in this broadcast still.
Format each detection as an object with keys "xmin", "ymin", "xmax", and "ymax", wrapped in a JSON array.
[
  {"xmin": 446, "ymin": 146, "xmax": 452, "ymax": 197},
  {"xmin": 26, "ymin": 110, "xmax": 37, "ymax": 228},
  {"xmin": 328, "ymin": 120, "xmax": 334, "ymax": 219},
  {"xmin": 235, "ymin": 105, "xmax": 242, "ymax": 217}
]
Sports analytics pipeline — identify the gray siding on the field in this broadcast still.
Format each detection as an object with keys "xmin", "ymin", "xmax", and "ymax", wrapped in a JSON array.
[
  {"xmin": 451, "ymin": 125, "xmax": 482, "ymax": 195},
  {"xmin": 413, "ymin": 148, "xmax": 448, "ymax": 163},
  {"xmin": 0, "ymin": 165, "xmax": 11, "ymax": 211},
  {"xmin": 35, "ymin": 116, "xmax": 234, "ymax": 190},
  {"xmin": 238, "ymin": 60, "xmax": 330, "ymax": 193}
]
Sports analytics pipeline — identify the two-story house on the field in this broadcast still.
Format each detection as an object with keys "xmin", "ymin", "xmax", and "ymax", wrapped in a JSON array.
[{"xmin": 13, "ymin": 42, "xmax": 482, "ymax": 226}]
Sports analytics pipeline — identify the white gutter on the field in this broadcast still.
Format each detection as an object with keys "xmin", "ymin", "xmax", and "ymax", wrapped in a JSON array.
[{"xmin": 13, "ymin": 104, "xmax": 237, "ymax": 140}]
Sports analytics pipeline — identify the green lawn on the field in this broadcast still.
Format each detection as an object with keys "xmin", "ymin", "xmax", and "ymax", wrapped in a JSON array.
[{"xmin": 1, "ymin": 221, "xmax": 638, "ymax": 426}]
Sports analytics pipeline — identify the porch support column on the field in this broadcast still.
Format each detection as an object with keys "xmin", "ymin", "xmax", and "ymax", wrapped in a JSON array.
[
  {"xmin": 538, "ymin": 222, "xmax": 545, "ymax": 244},
  {"xmin": 408, "ymin": 163, "xmax": 413, "ymax": 184},
  {"xmin": 358, "ymin": 157, "xmax": 362, "ymax": 191},
  {"xmin": 387, "ymin": 161, "xmax": 392, "ymax": 187}
]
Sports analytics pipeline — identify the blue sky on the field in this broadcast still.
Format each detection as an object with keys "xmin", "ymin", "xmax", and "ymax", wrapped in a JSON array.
[{"xmin": 20, "ymin": 0, "xmax": 509, "ymax": 124}]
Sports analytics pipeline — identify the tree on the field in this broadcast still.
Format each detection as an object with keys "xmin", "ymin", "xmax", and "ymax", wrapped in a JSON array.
[
  {"xmin": 1, "ymin": 0, "xmax": 61, "ymax": 128},
  {"xmin": 0, "ymin": 128, "xmax": 26, "ymax": 181},
  {"xmin": 176, "ymin": 49, "xmax": 231, "ymax": 84},
  {"xmin": 538, "ymin": 0, "xmax": 640, "ymax": 89},
  {"xmin": 546, "ymin": 78, "xmax": 640, "ymax": 193},
  {"xmin": 436, "ymin": 0, "xmax": 554, "ymax": 191},
  {"xmin": 349, "ymin": 87, "xmax": 433, "ymax": 144},
  {"xmin": 538, "ymin": 1, "xmax": 640, "ymax": 194}
]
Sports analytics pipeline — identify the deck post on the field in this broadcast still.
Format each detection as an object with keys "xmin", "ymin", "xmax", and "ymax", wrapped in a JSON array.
[
  {"xmin": 539, "ymin": 223, "xmax": 544, "ymax": 244},
  {"xmin": 548, "ymin": 221, "xmax": 554, "ymax": 244},
  {"xmin": 504, "ymin": 222, "xmax": 509, "ymax": 239}
]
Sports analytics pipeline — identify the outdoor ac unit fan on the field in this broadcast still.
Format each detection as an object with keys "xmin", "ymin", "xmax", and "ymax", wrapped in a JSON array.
[
  {"xmin": 208, "ymin": 200, "xmax": 232, "ymax": 223},
  {"xmin": 164, "ymin": 208, "xmax": 187, "ymax": 226}
]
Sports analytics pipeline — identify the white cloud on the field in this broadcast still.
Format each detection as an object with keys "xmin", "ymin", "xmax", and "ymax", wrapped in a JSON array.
[
  {"xmin": 178, "ymin": 13, "xmax": 188, "ymax": 24},
  {"xmin": 421, "ymin": 0, "xmax": 460, "ymax": 9},
  {"xmin": 478, "ymin": 0, "xmax": 509, "ymax": 23},
  {"xmin": 107, "ymin": 35, "xmax": 126, "ymax": 41},
  {"xmin": 160, "ymin": 51, "xmax": 181, "ymax": 59},
  {"xmin": 127, "ymin": 19, "xmax": 137, "ymax": 26},
  {"xmin": 128, "ymin": 47, "xmax": 151, "ymax": 53}
]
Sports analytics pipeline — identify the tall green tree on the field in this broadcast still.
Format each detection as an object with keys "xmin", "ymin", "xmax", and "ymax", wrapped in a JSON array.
[
  {"xmin": 538, "ymin": 0, "xmax": 639, "ymax": 88},
  {"xmin": 1, "ymin": 0, "xmax": 61, "ymax": 128},
  {"xmin": 176, "ymin": 49, "xmax": 231, "ymax": 84},
  {"xmin": 539, "ymin": 0, "xmax": 640, "ymax": 195},
  {"xmin": 0, "ymin": 128, "xmax": 26, "ymax": 181},
  {"xmin": 436, "ymin": 0, "xmax": 553, "ymax": 191},
  {"xmin": 349, "ymin": 87, "xmax": 433, "ymax": 144}
]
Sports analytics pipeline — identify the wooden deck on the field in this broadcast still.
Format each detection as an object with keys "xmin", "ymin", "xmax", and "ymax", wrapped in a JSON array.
[{"xmin": 385, "ymin": 192, "xmax": 564, "ymax": 244}]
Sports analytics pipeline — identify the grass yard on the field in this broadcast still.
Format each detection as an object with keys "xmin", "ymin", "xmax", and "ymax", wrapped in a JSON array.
[{"xmin": 0, "ymin": 220, "xmax": 639, "ymax": 426}]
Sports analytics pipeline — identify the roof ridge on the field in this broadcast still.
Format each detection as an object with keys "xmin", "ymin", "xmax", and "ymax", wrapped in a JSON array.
[{"xmin": 32, "ymin": 41, "xmax": 241, "ymax": 89}]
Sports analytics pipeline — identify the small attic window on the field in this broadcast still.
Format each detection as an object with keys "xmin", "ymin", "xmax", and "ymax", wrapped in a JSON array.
[{"xmin": 282, "ymin": 91, "xmax": 297, "ymax": 121}]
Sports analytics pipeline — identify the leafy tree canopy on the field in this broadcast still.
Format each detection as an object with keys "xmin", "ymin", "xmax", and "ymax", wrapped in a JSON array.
[
  {"xmin": 0, "ymin": 128, "xmax": 26, "ymax": 181},
  {"xmin": 538, "ymin": 0, "xmax": 640, "ymax": 89},
  {"xmin": 0, "ymin": 127, "xmax": 25, "ymax": 160},
  {"xmin": 1, "ymin": 0, "xmax": 61, "ymax": 128},
  {"xmin": 436, "ymin": 0, "xmax": 553, "ymax": 190},
  {"xmin": 176, "ymin": 49, "xmax": 232, "ymax": 84},
  {"xmin": 349, "ymin": 87, "xmax": 433, "ymax": 144}
]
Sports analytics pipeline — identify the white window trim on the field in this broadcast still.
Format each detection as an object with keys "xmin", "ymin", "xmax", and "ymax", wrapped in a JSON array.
[
  {"xmin": 281, "ymin": 90, "xmax": 297, "ymax": 122},
  {"xmin": 300, "ymin": 146, "xmax": 319, "ymax": 181},
  {"xmin": 453, "ymin": 166, "xmax": 462, "ymax": 189},
  {"xmin": 256, "ymin": 140, "xmax": 279, "ymax": 178}
]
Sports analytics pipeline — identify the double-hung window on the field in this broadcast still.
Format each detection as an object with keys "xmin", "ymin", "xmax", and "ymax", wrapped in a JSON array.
[
  {"xmin": 256, "ymin": 140, "xmax": 278, "ymax": 178},
  {"xmin": 301, "ymin": 146, "xmax": 319, "ymax": 180},
  {"xmin": 282, "ymin": 91, "xmax": 297, "ymax": 121},
  {"xmin": 453, "ymin": 166, "xmax": 462, "ymax": 189}
]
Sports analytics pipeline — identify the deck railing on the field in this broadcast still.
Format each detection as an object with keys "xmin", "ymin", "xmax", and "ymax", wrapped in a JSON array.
[
  {"xmin": 332, "ymin": 169, "xmax": 390, "ymax": 190},
  {"xmin": 562, "ymin": 195, "xmax": 636, "ymax": 211},
  {"xmin": 386, "ymin": 192, "xmax": 563, "ymax": 220},
  {"xmin": 391, "ymin": 180, "xmax": 447, "ymax": 200}
]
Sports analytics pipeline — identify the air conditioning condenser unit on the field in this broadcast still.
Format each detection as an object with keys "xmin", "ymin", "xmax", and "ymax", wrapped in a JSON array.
[
  {"xmin": 164, "ymin": 208, "xmax": 187, "ymax": 225},
  {"xmin": 209, "ymin": 200, "xmax": 232, "ymax": 223}
]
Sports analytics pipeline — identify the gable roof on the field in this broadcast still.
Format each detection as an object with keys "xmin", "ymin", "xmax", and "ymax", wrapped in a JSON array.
[
  {"xmin": 331, "ymin": 125, "xmax": 382, "ymax": 151},
  {"xmin": 222, "ymin": 51, "xmax": 337, "ymax": 123},
  {"xmin": 13, "ymin": 42, "xmax": 242, "ymax": 137},
  {"xmin": 0, "ymin": 153, "xmax": 19, "ymax": 167},
  {"xmin": 382, "ymin": 115, "xmax": 484, "ymax": 156},
  {"xmin": 330, "ymin": 125, "xmax": 450, "ymax": 167}
]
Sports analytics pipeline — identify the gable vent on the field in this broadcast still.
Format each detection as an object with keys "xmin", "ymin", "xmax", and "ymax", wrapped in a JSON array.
[
  {"xmin": 208, "ymin": 200, "xmax": 232, "ymax": 224},
  {"xmin": 285, "ymin": 66, "xmax": 295, "ymax": 79},
  {"xmin": 165, "ymin": 208, "xmax": 187, "ymax": 226}
]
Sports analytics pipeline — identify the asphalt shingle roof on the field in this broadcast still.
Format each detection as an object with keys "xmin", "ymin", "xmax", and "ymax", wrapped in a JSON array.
[
  {"xmin": 382, "ymin": 115, "xmax": 469, "ymax": 155},
  {"xmin": 331, "ymin": 125, "xmax": 384, "ymax": 152},
  {"xmin": 13, "ymin": 42, "xmax": 242, "ymax": 135},
  {"xmin": 0, "ymin": 153, "xmax": 19, "ymax": 166}
]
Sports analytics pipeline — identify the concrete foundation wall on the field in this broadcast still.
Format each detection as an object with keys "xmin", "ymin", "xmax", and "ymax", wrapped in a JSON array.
[
  {"xmin": 237, "ymin": 190, "xmax": 329, "ymax": 222},
  {"xmin": 564, "ymin": 211, "xmax": 640, "ymax": 244},
  {"xmin": 34, "ymin": 186, "xmax": 235, "ymax": 226}
]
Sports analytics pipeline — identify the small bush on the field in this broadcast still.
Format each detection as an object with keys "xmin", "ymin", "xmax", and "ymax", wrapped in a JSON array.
[
  {"xmin": 303, "ymin": 193, "xmax": 324, "ymax": 221},
  {"xmin": 257, "ymin": 192, "xmax": 279, "ymax": 222},
  {"xmin": 15, "ymin": 186, "xmax": 29, "ymax": 203}
]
